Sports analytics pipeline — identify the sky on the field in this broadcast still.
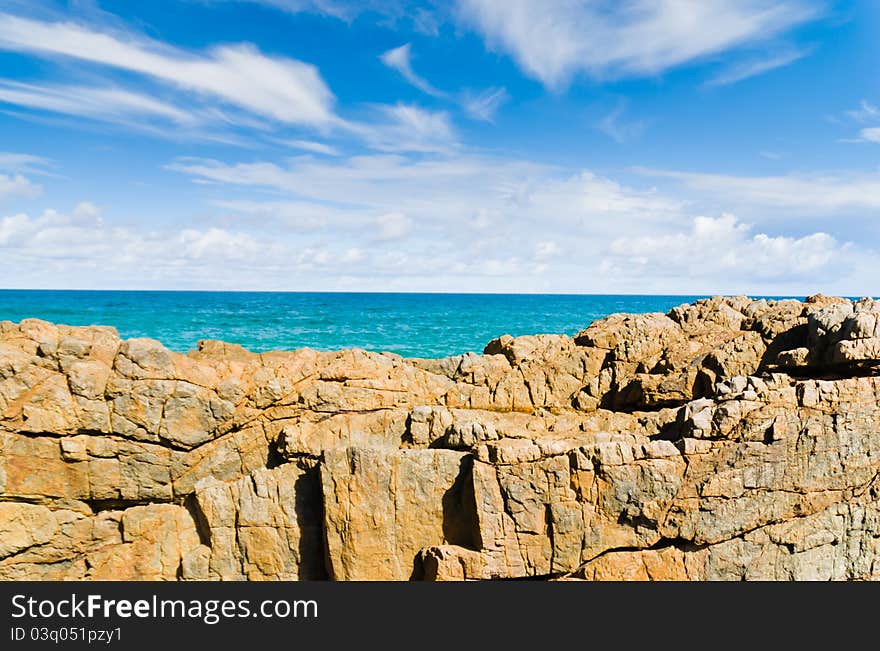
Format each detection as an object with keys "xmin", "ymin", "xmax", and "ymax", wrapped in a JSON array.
[{"xmin": 0, "ymin": 0, "xmax": 878, "ymax": 295}]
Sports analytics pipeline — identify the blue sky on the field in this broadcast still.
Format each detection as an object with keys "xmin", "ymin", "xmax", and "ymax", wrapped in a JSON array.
[{"xmin": 0, "ymin": 0, "xmax": 878, "ymax": 294}]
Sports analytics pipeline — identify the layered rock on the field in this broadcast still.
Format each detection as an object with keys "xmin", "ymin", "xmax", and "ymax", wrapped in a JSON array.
[{"xmin": 2, "ymin": 294, "xmax": 880, "ymax": 581}]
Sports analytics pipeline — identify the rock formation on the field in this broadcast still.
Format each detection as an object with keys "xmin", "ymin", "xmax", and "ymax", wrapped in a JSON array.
[{"xmin": 2, "ymin": 294, "xmax": 880, "ymax": 580}]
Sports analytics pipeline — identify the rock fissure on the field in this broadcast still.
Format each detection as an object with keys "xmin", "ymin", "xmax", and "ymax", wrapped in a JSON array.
[{"xmin": 3, "ymin": 294, "xmax": 880, "ymax": 580}]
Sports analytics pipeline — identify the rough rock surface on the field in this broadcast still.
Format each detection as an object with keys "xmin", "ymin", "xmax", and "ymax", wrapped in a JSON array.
[{"xmin": 2, "ymin": 294, "xmax": 880, "ymax": 581}]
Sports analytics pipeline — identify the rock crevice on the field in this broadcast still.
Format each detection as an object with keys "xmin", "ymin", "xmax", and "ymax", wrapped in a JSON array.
[{"xmin": 2, "ymin": 294, "xmax": 880, "ymax": 580}]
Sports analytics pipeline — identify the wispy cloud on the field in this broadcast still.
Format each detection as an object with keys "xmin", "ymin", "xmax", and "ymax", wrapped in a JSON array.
[
  {"xmin": 836, "ymin": 99, "xmax": 880, "ymax": 144},
  {"xmin": 165, "ymin": 154, "xmax": 683, "ymax": 237},
  {"xmin": 461, "ymin": 86, "xmax": 508, "ymax": 122},
  {"xmin": 380, "ymin": 43, "xmax": 447, "ymax": 98},
  {"xmin": 284, "ymin": 139, "xmax": 341, "ymax": 155},
  {"xmin": 597, "ymin": 101, "xmax": 646, "ymax": 143},
  {"xmin": 846, "ymin": 100, "xmax": 879, "ymax": 123},
  {"xmin": 455, "ymin": 0, "xmax": 822, "ymax": 89},
  {"xmin": 830, "ymin": 99, "xmax": 880, "ymax": 144},
  {"xmin": 704, "ymin": 47, "xmax": 812, "ymax": 87},
  {"xmin": 345, "ymin": 103, "xmax": 458, "ymax": 153},
  {"xmin": 0, "ymin": 12, "xmax": 337, "ymax": 126},
  {"xmin": 380, "ymin": 43, "xmax": 513, "ymax": 124},
  {"xmin": 0, "ymin": 151, "xmax": 52, "ymax": 175},
  {"xmin": 636, "ymin": 166, "xmax": 880, "ymax": 212},
  {"xmin": 0, "ymin": 80, "xmax": 196, "ymax": 125},
  {"xmin": 203, "ymin": 0, "xmax": 406, "ymax": 21}
]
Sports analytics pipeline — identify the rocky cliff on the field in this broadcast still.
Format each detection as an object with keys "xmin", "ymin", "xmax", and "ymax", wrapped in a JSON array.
[{"xmin": 2, "ymin": 294, "xmax": 880, "ymax": 581}]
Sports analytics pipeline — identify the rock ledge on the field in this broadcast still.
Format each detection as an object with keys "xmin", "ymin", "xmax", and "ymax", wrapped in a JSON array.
[{"xmin": 2, "ymin": 294, "xmax": 880, "ymax": 580}]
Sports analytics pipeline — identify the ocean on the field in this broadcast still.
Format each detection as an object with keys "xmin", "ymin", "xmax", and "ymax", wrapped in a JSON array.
[{"xmin": 0, "ymin": 290, "xmax": 782, "ymax": 358}]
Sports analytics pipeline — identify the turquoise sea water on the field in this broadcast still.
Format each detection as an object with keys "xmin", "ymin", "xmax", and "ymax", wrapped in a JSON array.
[{"xmin": 0, "ymin": 290, "xmax": 756, "ymax": 358}]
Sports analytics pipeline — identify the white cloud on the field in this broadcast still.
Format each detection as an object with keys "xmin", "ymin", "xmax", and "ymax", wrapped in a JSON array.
[
  {"xmin": 380, "ymin": 43, "xmax": 447, "ymax": 98},
  {"xmin": 534, "ymin": 241, "xmax": 561, "ymax": 260},
  {"xmin": 230, "ymin": 0, "xmax": 359, "ymax": 19},
  {"xmin": 207, "ymin": 0, "xmax": 405, "ymax": 20},
  {"xmin": 0, "ymin": 205, "xmax": 324, "ymax": 289},
  {"xmin": 212, "ymin": 198, "xmax": 359, "ymax": 232},
  {"xmin": 455, "ymin": 0, "xmax": 821, "ymax": 89},
  {"xmin": 0, "ymin": 80, "xmax": 196, "ymax": 125},
  {"xmin": 72, "ymin": 201, "xmax": 100, "ymax": 220},
  {"xmin": 345, "ymin": 103, "xmax": 458, "ymax": 153},
  {"xmin": 597, "ymin": 101, "xmax": 646, "ymax": 143},
  {"xmin": 859, "ymin": 127, "xmax": 880, "ymax": 144},
  {"xmin": 636, "ymin": 167, "xmax": 880, "ymax": 212},
  {"xmin": 846, "ymin": 100, "xmax": 879, "ymax": 123},
  {"xmin": 838, "ymin": 100, "xmax": 880, "ymax": 145},
  {"xmin": 0, "ymin": 12, "xmax": 336, "ymax": 126},
  {"xmin": 284, "ymin": 139, "xmax": 340, "ymax": 155},
  {"xmin": 0, "ymin": 152, "xmax": 52, "ymax": 175},
  {"xmin": 704, "ymin": 47, "xmax": 811, "ymax": 87},
  {"xmin": 339, "ymin": 247, "xmax": 364, "ymax": 264},
  {"xmin": 604, "ymin": 214, "xmax": 845, "ymax": 287},
  {"xmin": 180, "ymin": 227, "xmax": 263, "ymax": 260},
  {"xmin": 412, "ymin": 7, "xmax": 442, "ymax": 36},
  {"xmin": 167, "ymin": 154, "xmax": 675, "ymax": 227},
  {"xmin": 461, "ymin": 86, "xmax": 508, "ymax": 122},
  {"xmin": 375, "ymin": 211, "xmax": 413, "ymax": 240},
  {"xmin": 379, "ymin": 45, "xmax": 510, "ymax": 124},
  {"xmin": 156, "ymin": 149, "xmax": 880, "ymax": 294},
  {"xmin": 165, "ymin": 153, "xmax": 688, "ymax": 285},
  {"xmin": 0, "ymin": 152, "xmax": 48, "ymax": 200},
  {"xmin": 167, "ymin": 158, "xmax": 684, "ymax": 258},
  {"xmin": 0, "ymin": 174, "xmax": 41, "ymax": 200},
  {"xmin": 6, "ymin": 152, "xmax": 874, "ymax": 294}
]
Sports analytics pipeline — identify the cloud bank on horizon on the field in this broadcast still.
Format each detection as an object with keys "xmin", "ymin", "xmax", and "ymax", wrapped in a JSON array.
[{"xmin": 0, "ymin": 0, "xmax": 877, "ymax": 295}]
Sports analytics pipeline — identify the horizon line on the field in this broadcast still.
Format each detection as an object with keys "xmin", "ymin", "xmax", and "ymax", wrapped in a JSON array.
[{"xmin": 0, "ymin": 288, "xmax": 864, "ymax": 299}]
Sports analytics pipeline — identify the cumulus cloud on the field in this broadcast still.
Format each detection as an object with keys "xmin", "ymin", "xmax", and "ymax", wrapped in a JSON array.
[
  {"xmin": 374, "ymin": 211, "xmax": 413, "ymax": 240},
  {"xmin": 163, "ymin": 154, "xmax": 685, "ymax": 288},
  {"xmin": 603, "ymin": 213, "xmax": 845, "ymax": 286},
  {"xmin": 0, "ymin": 204, "xmax": 369, "ymax": 289},
  {"xmin": 455, "ymin": 0, "xmax": 821, "ymax": 89},
  {"xmin": 859, "ymin": 127, "xmax": 880, "ymax": 144},
  {"xmin": 533, "ymin": 241, "xmax": 561, "ymax": 260},
  {"xmin": 0, "ymin": 174, "xmax": 41, "ymax": 200},
  {"xmin": 157, "ymin": 149, "xmax": 879, "ymax": 294},
  {"xmin": 6, "ymin": 157, "xmax": 871, "ymax": 294}
]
